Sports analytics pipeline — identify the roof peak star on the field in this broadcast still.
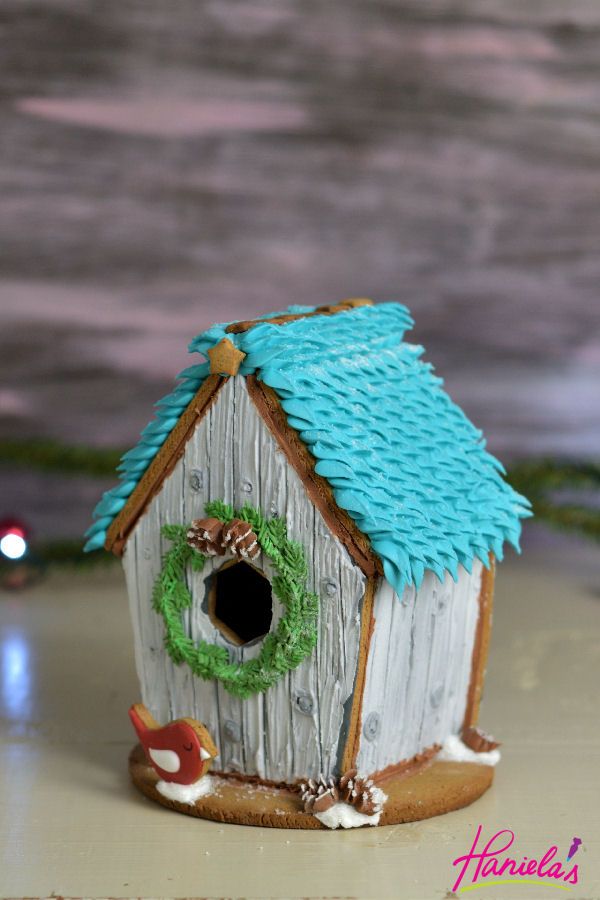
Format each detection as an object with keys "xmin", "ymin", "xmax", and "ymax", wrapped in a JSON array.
[{"xmin": 207, "ymin": 338, "xmax": 246, "ymax": 376}]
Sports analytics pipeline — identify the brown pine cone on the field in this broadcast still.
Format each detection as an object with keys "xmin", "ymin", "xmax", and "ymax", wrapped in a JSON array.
[
  {"xmin": 186, "ymin": 518, "xmax": 226, "ymax": 556},
  {"xmin": 338, "ymin": 769, "xmax": 358, "ymax": 804},
  {"xmin": 300, "ymin": 777, "xmax": 339, "ymax": 814},
  {"xmin": 354, "ymin": 784, "xmax": 378, "ymax": 816},
  {"xmin": 312, "ymin": 787, "xmax": 339, "ymax": 813},
  {"xmin": 301, "ymin": 770, "xmax": 384, "ymax": 818},
  {"xmin": 339, "ymin": 770, "xmax": 381, "ymax": 815},
  {"xmin": 221, "ymin": 518, "xmax": 260, "ymax": 560},
  {"xmin": 462, "ymin": 726, "xmax": 501, "ymax": 753}
]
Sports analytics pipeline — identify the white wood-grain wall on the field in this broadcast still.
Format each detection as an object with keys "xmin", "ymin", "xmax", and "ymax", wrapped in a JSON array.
[
  {"xmin": 122, "ymin": 375, "xmax": 367, "ymax": 782},
  {"xmin": 356, "ymin": 562, "xmax": 482, "ymax": 776}
]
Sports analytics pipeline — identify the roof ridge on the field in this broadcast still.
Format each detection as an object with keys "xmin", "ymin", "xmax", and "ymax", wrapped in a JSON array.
[{"xmin": 224, "ymin": 297, "xmax": 374, "ymax": 335}]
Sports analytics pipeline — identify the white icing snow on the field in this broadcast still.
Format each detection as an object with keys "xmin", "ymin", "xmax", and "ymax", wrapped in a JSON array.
[
  {"xmin": 156, "ymin": 774, "xmax": 215, "ymax": 805},
  {"xmin": 437, "ymin": 734, "xmax": 501, "ymax": 767},
  {"xmin": 314, "ymin": 787, "xmax": 387, "ymax": 830}
]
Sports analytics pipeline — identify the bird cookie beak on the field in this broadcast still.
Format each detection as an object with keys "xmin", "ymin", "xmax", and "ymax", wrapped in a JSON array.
[{"xmin": 200, "ymin": 747, "xmax": 212, "ymax": 761}]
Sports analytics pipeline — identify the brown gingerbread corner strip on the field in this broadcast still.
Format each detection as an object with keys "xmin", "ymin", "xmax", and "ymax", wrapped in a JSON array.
[
  {"xmin": 246, "ymin": 376, "xmax": 381, "ymax": 578},
  {"xmin": 339, "ymin": 577, "xmax": 377, "ymax": 773},
  {"xmin": 225, "ymin": 298, "xmax": 374, "ymax": 335},
  {"xmin": 105, "ymin": 375, "xmax": 226, "ymax": 555},
  {"xmin": 371, "ymin": 744, "xmax": 441, "ymax": 785},
  {"xmin": 462, "ymin": 556, "xmax": 496, "ymax": 730}
]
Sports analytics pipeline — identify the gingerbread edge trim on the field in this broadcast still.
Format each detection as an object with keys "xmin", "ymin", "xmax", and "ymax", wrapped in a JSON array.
[
  {"xmin": 104, "ymin": 371, "xmax": 382, "ymax": 569},
  {"xmin": 462, "ymin": 555, "xmax": 496, "ymax": 731},
  {"xmin": 338, "ymin": 576, "xmax": 378, "ymax": 773},
  {"xmin": 246, "ymin": 375, "xmax": 381, "ymax": 578},
  {"xmin": 105, "ymin": 375, "xmax": 226, "ymax": 555}
]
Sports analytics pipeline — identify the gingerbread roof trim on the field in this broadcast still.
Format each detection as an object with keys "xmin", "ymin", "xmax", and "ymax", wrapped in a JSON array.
[{"xmin": 85, "ymin": 301, "xmax": 531, "ymax": 596}]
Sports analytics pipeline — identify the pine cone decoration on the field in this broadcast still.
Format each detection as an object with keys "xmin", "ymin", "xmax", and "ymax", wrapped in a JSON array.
[
  {"xmin": 301, "ymin": 769, "xmax": 384, "ymax": 818},
  {"xmin": 339, "ymin": 769, "xmax": 380, "ymax": 816},
  {"xmin": 300, "ymin": 776, "xmax": 339, "ymax": 814},
  {"xmin": 221, "ymin": 518, "xmax": 260, "ymax": 560},
  {"xmin": 338, "ymin": 768, "xmax": 358, "ymax": 804},
  {"xmin": 462, "ymin": 726, "xmax": 501, "ymax": 753},
  {"xmin": 186, "ymin": 518, "xmax": 226, "ymax": 556},
  {"xmin": 186, "ymin": 516, "xmax": 260, "ymax": 560}
]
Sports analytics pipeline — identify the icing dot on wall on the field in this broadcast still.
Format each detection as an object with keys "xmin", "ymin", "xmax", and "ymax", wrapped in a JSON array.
[
  {"xmin": 189, "ymin": 469, "xmax": 204, "ymax": 492},
  {"xmin": 322, "ymin": 579, "xmax": 338, "ymax": 597},
  {"xmin": 295, "ymin": 691, "xmax": 314, "ymax": 715},
  {"xmin": 430, "ymin": 684, "xmax": 444, "ymax": 709},
  {"xmin": 363, "ymin": 712, "xmax": 380, "ymax": 741},
  {"xmin": 223, "ymin": 719, "xmax": 241, "ymax": 742},
  {"xmin": 438, "ymin": 591, "xmax": 451, "ymax": 613},
  {"xmin": 241, "ymin": 481, "xmax": 253, "ymax": 493}
]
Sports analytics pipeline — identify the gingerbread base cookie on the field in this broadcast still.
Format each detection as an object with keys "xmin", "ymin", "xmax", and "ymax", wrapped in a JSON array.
[{"xmin": 128, "ymin": 743, "xmax": 494, "ymax": 829}]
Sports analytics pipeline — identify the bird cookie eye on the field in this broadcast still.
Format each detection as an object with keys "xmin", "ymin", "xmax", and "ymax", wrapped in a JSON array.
[{"xmin": 183, "ymin": 742, "xmax": 194, "ymax": 751}]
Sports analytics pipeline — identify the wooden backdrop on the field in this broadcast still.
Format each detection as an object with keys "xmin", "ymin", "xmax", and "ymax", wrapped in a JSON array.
[{"xmin": 0, "ymin": 1, "xmax": 598, "ymax": 538}]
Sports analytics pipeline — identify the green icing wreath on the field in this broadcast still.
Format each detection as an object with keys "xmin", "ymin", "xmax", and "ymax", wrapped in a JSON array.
[{"xmin": 152, "ymin": 500, "xmax": 319, "ymax": 699}]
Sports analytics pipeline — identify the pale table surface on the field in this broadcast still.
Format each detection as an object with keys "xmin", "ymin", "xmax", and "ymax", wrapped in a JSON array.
[{"xmin": 1, "ymin": 539, "xmax": 599, "ymax": 899}]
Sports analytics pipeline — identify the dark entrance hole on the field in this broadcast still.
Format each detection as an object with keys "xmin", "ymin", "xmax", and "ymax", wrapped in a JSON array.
[{"xmin": 209, "ymin": 560, "xmax": 272, "ymax": 646}]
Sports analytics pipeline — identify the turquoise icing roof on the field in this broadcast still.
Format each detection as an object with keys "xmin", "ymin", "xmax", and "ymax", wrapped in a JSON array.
[{"xmin": 85, "ymin": 302, "xmax": 531, "ymax": 596}]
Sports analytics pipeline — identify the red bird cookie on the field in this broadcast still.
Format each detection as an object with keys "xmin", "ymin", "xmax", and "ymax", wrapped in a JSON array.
[{"xmin": 129, "ymin": 703, "xmax": 218, "ymax": 785}]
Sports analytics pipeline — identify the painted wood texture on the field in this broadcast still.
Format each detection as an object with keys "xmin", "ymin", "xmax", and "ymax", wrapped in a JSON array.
[
  {"xmin": 356, "ymin": 561, "xmax": 482, "ymax": 775},
  {"xmin": 122, "ymin": 376, "xmax": 367, "ymax": 781}
]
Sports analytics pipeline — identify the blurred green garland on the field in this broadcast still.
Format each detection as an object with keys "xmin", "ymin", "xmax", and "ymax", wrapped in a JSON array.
[
  {"xmin": 0, "ymin": 440, "xmax": 598, "ymax": 569},
  {"xmin": 506, "ymin": 459, "xmax": 600, "ymax": 543},
  {"xmin": 0, "ymin": 439, "xmax": 123, "ymax": 477}
]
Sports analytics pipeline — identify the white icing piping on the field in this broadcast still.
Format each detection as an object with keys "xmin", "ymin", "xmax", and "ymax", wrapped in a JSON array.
[
  {"xmin": 314, "ymin": 787, "xmax": 388, "ymax": 830},
  {"xmin": 437, "ymin": 734, "xmax": 501, "ymax": 767},
  {"xmin": 156, "ymin": 775, "xmax": 215, "ymax": 805}
]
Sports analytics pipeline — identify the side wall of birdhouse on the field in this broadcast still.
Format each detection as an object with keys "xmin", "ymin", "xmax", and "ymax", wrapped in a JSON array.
[
  {"xmin": 355, "ymin": 561, "xmax": 483, "ymax": 776},
  {"xmin": 122, "ymin": 375, "xmax": 368, "ymax": 783}
]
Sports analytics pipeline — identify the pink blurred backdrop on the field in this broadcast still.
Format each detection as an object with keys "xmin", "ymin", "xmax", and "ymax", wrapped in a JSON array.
[{"xmin": 1, "ymin": 2, "xmax": 599, "ymax": 538}]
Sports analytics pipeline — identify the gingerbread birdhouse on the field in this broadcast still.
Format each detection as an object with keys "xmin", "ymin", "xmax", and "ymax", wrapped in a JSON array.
[{"xmin": 85, "ymin": 301, "xmax": 530, "ymax": 829}]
